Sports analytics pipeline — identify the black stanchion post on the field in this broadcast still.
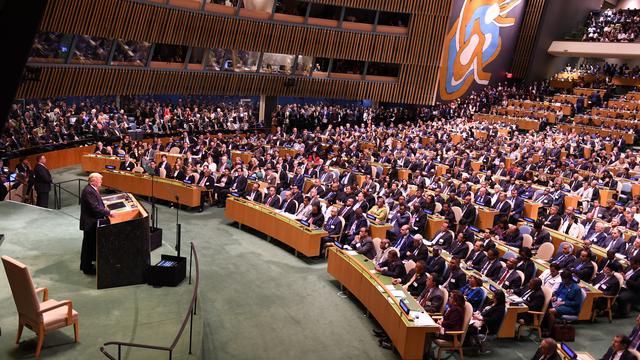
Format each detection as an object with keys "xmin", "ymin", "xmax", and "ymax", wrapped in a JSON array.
[
  {"xmin": 77, "ymin": 179, "xmax": 81, "ymax": 205},
  {"xmin": 175, "ymin": 195, "xmax": 181, "ymax": 257}
]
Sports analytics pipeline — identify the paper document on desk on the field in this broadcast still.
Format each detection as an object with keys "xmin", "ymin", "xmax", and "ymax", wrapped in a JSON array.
[
  {"xmin": 410, "ymin": 311, "xmax": 437, "ymax": 326},
  {"xmin": 345, "ymin": 250, "xmax": 358, "ymax": 256},
  {"xmin": 280, "ymin": 212, "xmax": 297, "ymax": 220},
  {"xmin": 508, "ymin": 295, "xmax": 523, "ymax": 303},
  {"xmin": 390, "ymin": 290, "xmax": 406, "ymax": 299}
]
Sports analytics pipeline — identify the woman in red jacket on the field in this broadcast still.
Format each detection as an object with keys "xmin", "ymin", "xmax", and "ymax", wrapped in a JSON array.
[{"xmin": 438, "ymin": 290, "xmax": 466, "ymax": 340}]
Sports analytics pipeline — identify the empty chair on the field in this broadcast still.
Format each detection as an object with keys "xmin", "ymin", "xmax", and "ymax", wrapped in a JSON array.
[
  {"xmin": 434, "ymin": 202, "xmax": 442, "ymax": 213},
  {"xmin": 518, "ymin": 226, "xmax": 532, "ymax": 235},
  {"xmin": 2, "ymin": 255, "xmax": 79, "ymax": 358},
  {"xmin": 132, "ymin": 166, "xmax": 145, "ymax": 173},
  {"xmin": 169, "ymin": 147, "xmax": 181, "ymax": 154},
  {"xmin": 451, "ymin": 206, "xmax": 462, "ymax": 223},
  {"xmin": 536, "ymin": 242, "xmax": 555, "ymax": 261},
  {"xmin": 522, "ymin": 234, "xmax": 533, "ymax": 248},
  {"xmin": 158, "ymin": 167, "xmax": 167, "ymax": 178}
]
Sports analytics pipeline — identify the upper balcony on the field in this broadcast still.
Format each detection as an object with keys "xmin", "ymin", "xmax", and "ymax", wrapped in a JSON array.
[{"xmin": 143, "ymin": 0, "xmax": 410, "ymax": 36}]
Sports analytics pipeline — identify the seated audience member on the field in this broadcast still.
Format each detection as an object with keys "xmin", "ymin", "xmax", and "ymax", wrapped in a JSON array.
[
  {"xmin": 442, "ymin": 257, "xmax": 467, "ymax": 291},
  {"xmin": 468, "ymin": 290, "xmax": 506, "ymax": 355},
  {"xmin": 393, "ymin": 225, "xmax": 414, "ymax": 257},
  {"xmin": 550, "ymin": 243, "xmax": 576, "ymax": 269},
  {"xmin": 599, "ymin": 335, "xmax": 634, "ymax": 360},
  {"xmin": 540, "ymin": 263, "xmax": 562, "ymax": 292},
  {"xmin": 306, "ymin": 203, "xmax": 324, "ymax": 228},
  {"xmin": 197, "ymin": 169, "xmax": 215, "ymax": 212},
  {"xmin": 375, "ymin": 249, "xmax": 406, "ymax": 279},
  {"xmin": 617, "ymin": 256, "xmax": 640, "ymax": 317},
  {"xmin": 530, "ymin": 220, "xmax": 551, "ymax": 250},
  {"xmin": 427, "ymin": 222, "xmax": 453, "ymax": 248},
  {"xmin": 374, "ymin": 238, "xmax": 392, "ymax": 266},
  {"xmin": 349, "ymin": 227, "xmax": 376, "ymax": 260},
  {"xmin": 497, "ymin": 258, "xmax": 522, "ymax": 290},
  {"xmin": 598, "ymin": 250, "xmax": 621, "ymax": 272},
  {"xmin": 568, "ymin": 249, "xmax": 595, "ymax": 282},
  {"xmin": 480, "ymin": 248, "xmax": 503, "ymax": 281},
  {"xmin": 460, "ymin": 275, "xmax": 485, "ymax": 311},
  {"xmin": 367, "ymin": 197, "xmax": 389, "ymax": 223},
  {"xmin": 392, "ymin": 260, "xmax": 428, "ymax": 297},
  {"xmin": 592, "ymin": 264, "xmax": 621, "ymax": 316},
  {"xmin": 515, "ymin": 278, "xmax": 546, "ymax": 324},
  {"xmin": 426, "ymin": 246, "xmax": 446, "ymax": 274},
  {"xmin": 465, "ymin": 241, "xmax": 486, "ymax": 271},
  {"xmin": 547, "ymin": 271, "xmax": 583, "ymax": 333},
  {"xmin": 517, "ymin": 247, "xmax": 536, "ymax": 285},
  {"xmin": 263, "ymin": 186, "xmax": 281, "ymax": 209},
  {"xmin": 530, "ymin": 338, "xmax": 561, "ymax": 360},
  {"xmin": 296, "ymin": 196, "xmax": 312, "ymax": 218},
  {"xmin": 404, "ymin": 234, "xmax": 429, "ymax": 262},
  {"xmin": 320, "ymin": 207, "xmax": 342, "ymax": 251},
  {"xmin": 418, "ymin": 274, "xmax": 444, "ymax": 313},
  {"xmin": 246, "ymin": 183, "xmax": 263, "ymax": 203},
  {"xmin": 119, "ymin": 154, "xmax": 136, "ymax": 171},
  {"xmin": 434, "ymin": 290, "xmax": 466, "ymax": 341}
]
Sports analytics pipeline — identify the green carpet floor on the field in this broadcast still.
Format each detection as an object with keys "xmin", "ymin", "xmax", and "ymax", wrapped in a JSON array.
[{"xmin": 0, "ymin": 165, "xmax": 632, "ymax": 359}]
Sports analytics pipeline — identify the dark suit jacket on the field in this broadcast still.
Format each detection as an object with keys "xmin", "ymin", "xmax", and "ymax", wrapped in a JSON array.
[
  {"xmin": 450, "ymin": 241, "xmax": 470, "ymax": 259},
  {"xmin": 443, "ymin": 268, "xmax": 467, "ymax": 291},
  {"xmin": 418, "ymin": 286, "xmax": 444, "ymax": 313},
  {"xmin": 246, "ymin": 190, "xmax": 263, "ymax": 203},
  {"xmin": 466, "ymin": 250, "xmax": 486, "ymax": 270},
  {"xmin": 230, "ymin": 175, "xmax": 248, "ymax": 196},
  {"xmin": 530, "ymin": 348, "xmax": 561, "ymax": 360},
  {"xmin": 379, "ymin": 259, "xmax": 407, "ymax": 279},
  {"xmin": 498, "ymin": 270, "xmax": 522, "ymax": 290},
  {"xmin": 79, "ymin": 185, "xmax": 110, "ymax": 231},
  {"xmin": 119, "ymin": 160, "xmax": 135, "ymax": 171},
  {"xmin": 599, "ymin": 348, "xmax": 635, "ymax": 360},
  {"xmin": 628, "ymin": 326, "xmax": 640, "ymax": 351},
  {"xmin": 551, "ymin": 253, "xmax": 576, "ymax": 269},
  {"xmin": 543, "ymin": 214, "xmax": 561, "ymax": 230},
  {"xmin": 280, "ymin": 198, "xmax": 298, "ymax": 214},
  {"xmin": 441, "ymin": 304, "xmax": 465, "ymax": 331},
  {"xmin": 353, "ymin": 237, "xmax": 376, "ymax": 260},
  {"xmin": 426, "ymin": 255, "xmax": 446, "ymax": 274},
  {"xmin": 347, "ymin": 217, "xmax": 369, "ymax": 237},
  {"xmin": 517, "ymin": 288, "xmax": 545, "ymax": 312},
  {"xmin": 460, "ymin": 204, "xmax": 477, "ymax": 225},
  {"xmin": 592, "ymin": 273, "xmax": 620, "ymax": 296},
  {"xmin": 569, "ymin": 260, "xmax": 595, "ymax": 282},
  {"xmin": 411, "ymin": 212, "xmax": 428, "ymax": 235},
  {"xmin": 431, "ymin": 230, "xmax": 453, "ymax": 248},
  {"xmin": 264, "ymin": 194, "xmax": 281, "ymax": 208},
  {"xmin": 33, "ymin": 163, "xmax": 52, "ymax": 193},
  {"xmin": 405, "ymin": 242, "xmax": 429, "ymax": 262},
  {"xmin": 480, "ymin": 259, "xmax": 502, "ymax": 281},
  {"xmin": 324, "ymin": 216, "xmax": 342, "ymax": 236}
]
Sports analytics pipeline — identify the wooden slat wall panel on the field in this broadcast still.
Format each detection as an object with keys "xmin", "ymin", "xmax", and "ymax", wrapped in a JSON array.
[
  {"xmin": 29, "ymin": 0, "xmax": 456, "ymax": 104},
  {"xmin": 308, "ymin": 0, "xmax": 434, "ymax": 13},
  {"xmin": 16, "ymin": 67, "xmax": 407, "ymax": 103},
  {"xmin": 511, "ymin": 0, "xmax": 546, "ymax": 79},
  {"xmin": 39, "ymin": 0, "xmax": 411, "ymax": 63}
]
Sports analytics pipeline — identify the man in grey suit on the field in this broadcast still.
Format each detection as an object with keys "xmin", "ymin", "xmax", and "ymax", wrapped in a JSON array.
[
  {"xmin": 350, "ymin": 227, "xmax": 376, "ymax": 260},
  {"xmin": 418, "ymin": 274, "xmax": 444, "ymax": 313}
]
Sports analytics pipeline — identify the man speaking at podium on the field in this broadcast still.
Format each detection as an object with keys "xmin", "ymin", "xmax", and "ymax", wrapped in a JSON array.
[{"xmin": 79, "ymin": 173, "xmax": 113, "ymax": 275}]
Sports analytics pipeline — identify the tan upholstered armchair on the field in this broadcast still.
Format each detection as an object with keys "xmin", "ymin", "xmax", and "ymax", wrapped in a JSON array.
[{"xmin": 2, "ymin": 255, "xmax": 79, "ymax": 358}]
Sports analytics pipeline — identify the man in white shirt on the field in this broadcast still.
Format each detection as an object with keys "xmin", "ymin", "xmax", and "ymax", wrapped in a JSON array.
[{"xmin": 539, "ymin": 263, "xmax": 562, "ymax": 292}]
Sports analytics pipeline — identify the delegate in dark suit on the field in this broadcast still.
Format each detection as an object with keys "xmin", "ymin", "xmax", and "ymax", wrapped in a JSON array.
[
  {"xmin": 79, "ymin": 181, "xmax": 111, "ymax": 273},
  {"xmin": 599, "ymin": 347, "xmax": 636, "ymax": 360},
  {"xmin": 34, "ymin": 161, "xmax": 52, "ymax": 208},
  {"xmin": 530, "ymin": 348, "xmax": 561, "ymax": 360},
  {"xmin": 351, "ymin": 236, "xmax": 376, "ymax": 260}
]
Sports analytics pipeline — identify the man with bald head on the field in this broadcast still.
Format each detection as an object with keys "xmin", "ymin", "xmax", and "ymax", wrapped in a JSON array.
[
  {"xmin": 530, "ymin": 338, "xmax": 561, "ymax": 360},
  {"xmin": 79, "ymin": 173, "xmax": 113, "ymax": 275}
]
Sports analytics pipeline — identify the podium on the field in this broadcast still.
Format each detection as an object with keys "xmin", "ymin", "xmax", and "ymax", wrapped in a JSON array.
[{"xmin": 96, "ymin": 193, "xmax": 150, "ymax": 289}]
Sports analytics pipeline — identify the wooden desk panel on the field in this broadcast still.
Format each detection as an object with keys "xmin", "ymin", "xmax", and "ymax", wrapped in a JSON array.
[
  {"xmin": 101, "ymin": 170, "xmax": 201, "ymax": 207},
  {"xmin": 476, "ymin": 207, "xmax": 498, "ymax": 229},
  {"xmin": 371, "ymin": 223, "xmax": 392, "ymax": 239},
  {"xmin": 328, "ymin": 248, "xmax": 438, "ymax": 360},
  {"xmin": 9, "ymin": 145, "xmax": 93, "ymax": 170},
  {"xmin": 524, "ymin": 201, "xmax": 542, "ymax": 220},
  {"xmin": 81, "ymin": 154, "xmax": 121, "ymax": 173},
  {"xmin": 225, "ymin": 197, "xmax": 327, "ymax": 257}
]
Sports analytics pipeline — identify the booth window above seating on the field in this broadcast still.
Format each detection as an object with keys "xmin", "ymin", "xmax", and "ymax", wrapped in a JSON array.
[
  {"xmin": 260, "ymin": 53, "xmax": 296, "ymax": 75},
  {"xmin": 151, "ymin": 43, "xmax": 188, "ymax": 66},
  {"xmin": 71, "ymin": 36, "xmax": 113, "ymax": 65},
  {"xmin": 112, "ymin": 40, "xmax": 151, "ymax": 67},
  {"xmin": 28, "ymin": 32, "xmax": 73, "ymax": 63}
]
